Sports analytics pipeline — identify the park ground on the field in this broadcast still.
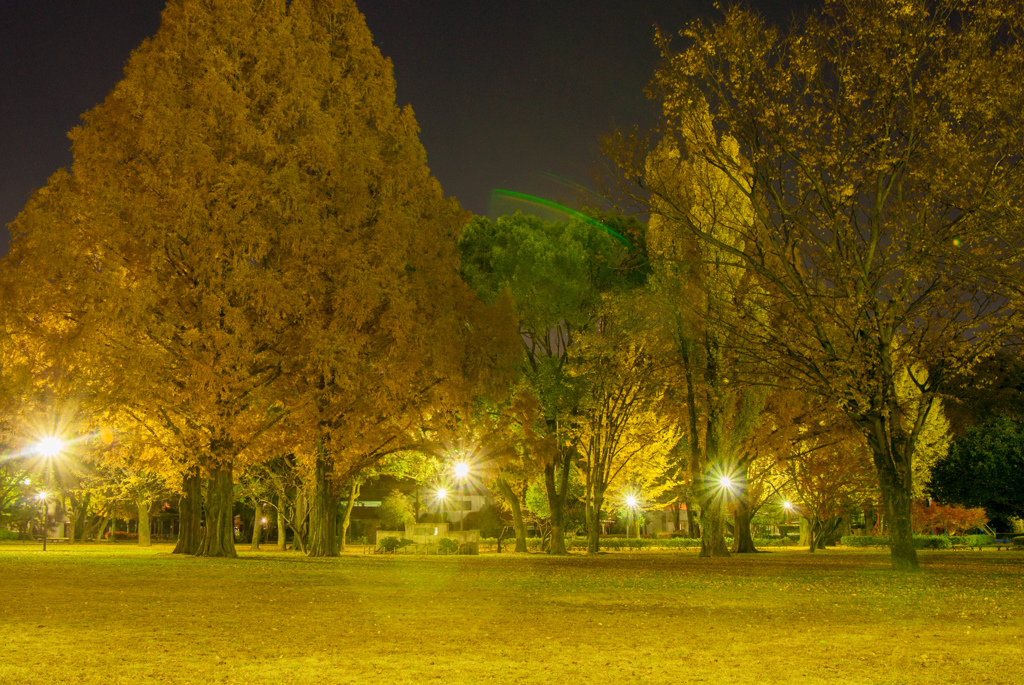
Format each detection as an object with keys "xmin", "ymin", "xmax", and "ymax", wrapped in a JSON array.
[{"xmin": 0, "ymin": 544, "xmax": 1021, "ymax": 685}]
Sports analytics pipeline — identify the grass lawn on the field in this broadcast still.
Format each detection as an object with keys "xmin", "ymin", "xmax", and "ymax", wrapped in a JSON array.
[{"xmin": 0, "ymin": 543, "xmax": 1021, "ymax": 685}]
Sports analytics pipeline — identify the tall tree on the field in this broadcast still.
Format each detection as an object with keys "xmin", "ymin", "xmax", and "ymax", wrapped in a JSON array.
[
  {"xmin": 459, "ymin": 212, "xmax": 637, "ymax": 554},
  {"xmin": 574, "ymin": 292, "xmax": 677, "ymax": 554},
  {"xmin": 5, "ymin": 0, "xmax": 515, "ymax": 557},
  {"xmin": 615, "ymin": 0, "xmax": 1024, "ymax": 570},
  {"xmin": 928, "ymin": 416, "xmax": 1024, "ymax": 531}
]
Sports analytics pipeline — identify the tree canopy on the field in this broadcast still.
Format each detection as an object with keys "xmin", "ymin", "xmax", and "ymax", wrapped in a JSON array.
[{"xmin": 612, "ymin": 0, "xmax": 1024, "ymax": 570}]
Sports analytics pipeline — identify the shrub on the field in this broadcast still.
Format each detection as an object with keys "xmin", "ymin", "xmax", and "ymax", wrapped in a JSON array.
[
  {"xmin": 0, "ymin": 529, "xmax": 20, "ymax": 541},
  {"xmin": 1012, "ymin": 536, "xmax": 1024, "ymax": 547},
  {"xmin": 378, "ymin": 536, "xmax": 413, "ymax": 553},
  {"xmin": 950, "ymin": 534, "xmax": 995, "ymax": 547},
  {"xmin": 841, "ymin": 535, "xmax": 953, "ymax": 549},
  {"xmin": 457, "ymin": 541, "xmax": 479, "ymax": 555},
  {"xmin": 913, "ymin": 535, "xmax": 951, "ymax": 549},
  {"xmin": 840, "ymin": 536, "xmax": 890, "ymax": 547},
  {"xmin": 438, "ymin": 538, "xmax": 459, "ymax": 555}
]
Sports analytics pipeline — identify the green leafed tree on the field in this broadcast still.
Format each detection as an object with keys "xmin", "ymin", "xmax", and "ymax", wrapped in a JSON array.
[
  {"xmin": 928, "ymin": 416, "xmax": 1024, "ymax": 531},
  {"xmin": 613, "ymin": 0, "xmax": 1024, "ymax": 570},
  {"xmin": 458, "ymin": 212, "xmax": 637, "ymax": 554}
]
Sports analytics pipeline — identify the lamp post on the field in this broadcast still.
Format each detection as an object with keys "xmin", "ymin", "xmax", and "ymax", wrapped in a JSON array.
[
  {"xmin": 625, "ymin": 495, "xmax": 639, "ymax": 539},
  {"xmin": 34, "ymin": 436, "xmax": 65, "ymax": 550},
  {"xmin": 453, "ymin": 461, "xmax": 470, "ymax": 532},
  {"xmin": 36, "ymin": 491, "xmax": 50, "ymax": 551}
]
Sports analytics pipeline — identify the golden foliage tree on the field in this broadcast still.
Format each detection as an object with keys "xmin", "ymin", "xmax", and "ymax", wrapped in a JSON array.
[
  {"xmin": 3, "ymin": 0, "xmax": 514, "ymax": 557},
  {"xmin": 615, "ymin": 0, "xmax": 1024, "ymax": 570}
]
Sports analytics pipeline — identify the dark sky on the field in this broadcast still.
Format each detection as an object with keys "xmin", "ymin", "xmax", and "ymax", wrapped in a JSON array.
[{"xmin": 0, "ymin": 0, "xmax": 815, "ymax": 255}]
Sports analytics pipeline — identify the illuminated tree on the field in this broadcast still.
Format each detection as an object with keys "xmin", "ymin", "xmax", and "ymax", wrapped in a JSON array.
[
  {"xmin": 615, "ymin": 0, "xmax": 1024, "ymax": 570},
  {"xmin": 644, "ymin": 143, "xmax": 773, "ymax": 558},
  {"xmin": 458, "ymin": 211, "xmax": 640, "ymax": 554},
  {"xmin": 574, "ymin": 292, "xmax": 677, "ymax": 554},
  {"xmin": 5, "ymin": 0, "xmax": 515, "ymax": 558}
]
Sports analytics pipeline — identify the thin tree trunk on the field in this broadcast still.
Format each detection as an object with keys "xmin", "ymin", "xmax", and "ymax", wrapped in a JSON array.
[
  {"xmin": 587, "ymin": 488, "xmax": 604, "ymax": 554},
  {"xmin": 196, "ymin": 467, "xmax": 237, "ymax": 558},
  {"xmin": 69, "ymin": 492, "xmax": 90, "ymax": 544},
  {"xmin": 277, "ymin": 494, "xmax": 287, "ymax": 551},
  {"xmin": 685, "ymin": 501, "xmax": 699, "ymax": 539},
  {"xmin": 338, "ymin": 480, "xmax": 361, "ymax": 552},
  {"xmin": 250, "ymin": 501, "xmax": 263, "ymax": 551},
  {"xmin": 307, "ymin": 458, "xmax": 340, "ymax": 558},
  {"xmin": 137, "ymin": 498, "xmax": 152, "ymax": 547},
  {"xmin": 495, "ymin": 477, "xmax": 527, "ymax": 553},
  {"xmin": 173, "ymin": 468, "xmax": 203, "ymax": 555},
  {"xmin": 290, "ymin": 489, "xmax": 308, "ymax": 554}
]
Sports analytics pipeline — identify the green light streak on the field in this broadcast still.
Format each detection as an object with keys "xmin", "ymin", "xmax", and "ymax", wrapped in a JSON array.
[{"xmin": 490, "ymin": 189, "xmax": 631, "ymax": 248}]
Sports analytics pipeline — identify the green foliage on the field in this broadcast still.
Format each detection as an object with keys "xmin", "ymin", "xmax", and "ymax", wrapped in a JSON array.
[
  {"xmin": 377, "ymin": 536, "xmax": 414, "ymax": 553},
  {"xmin": 463, "ymin": 503, "xmax": 506, "ymax": 539},
  {"xmin": 841, "ymin": 535, "xmax": 953, "ymax": 549},
  {"xmin": 0, "ymin": 529, "xmax": 21, "ymax": 541},
  {"xmin": 1013, "ymin": 537, "xmax": 1024, "ymax": 547},
  {"xmin": 928, "ymin": 416, "xmax": 1024, "ymax": 527},
  {"xmin": 437, "ymin": 538, "xmax": 459, "ymax": 555},
  {"xmin": 378, "ymin": 490, "xmax": 414, "ymax": 531},
  {"xmin": 948, "ymin": 535, "xmax": 995, "ymax": 547}
]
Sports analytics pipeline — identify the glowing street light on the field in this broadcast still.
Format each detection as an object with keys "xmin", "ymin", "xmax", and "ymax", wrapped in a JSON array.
[
  {"xmin": 453, "ymin": 462, "xmax": 470, "ymax": 479},
  {"xmin": 435, "ymin": 487, "xmax": 447, "ymax": 501},
  {"xmin": 625, "ymin": 495, "xmax": 638, "ymax": 509},
  {"xmin": 719, "ymin": 476, "xmax": 733, "ymax": 489},
  {"xmin": 36, "ymin": 437, "xmax": 64, "ymax": 458}
]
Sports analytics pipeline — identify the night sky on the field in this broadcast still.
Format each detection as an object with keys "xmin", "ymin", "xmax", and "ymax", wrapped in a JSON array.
[{"xmin": 0, "ymin": 0, "xmax": 815, "ymax": 255}]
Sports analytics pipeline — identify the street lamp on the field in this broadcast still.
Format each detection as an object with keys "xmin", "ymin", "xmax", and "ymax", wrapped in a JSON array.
[
  {"xmin": 36, "ymin": 491, "xmax": 50, "ymax": 551},
  {"xmin": 36, "ymin": 437, "xmax": 64, "ymax": 459},
  {"xmin": 33, "ymin": 436, "xmax": 65, "ymax": 550},
  {"xmin": 625, "ymin": 493, "xmax": 641, "ymax": 539}
]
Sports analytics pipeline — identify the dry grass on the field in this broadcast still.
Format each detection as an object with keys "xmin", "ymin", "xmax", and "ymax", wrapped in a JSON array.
[{"xmin": 0, "ymin": 543, "xmax": 1021, "ymax": 685}]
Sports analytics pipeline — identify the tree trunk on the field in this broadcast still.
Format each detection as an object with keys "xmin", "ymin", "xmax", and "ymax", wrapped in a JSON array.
[
  {"xmin": 338, "ymin": 480, "xmax": 361, "ymax": 552},
  {"xmin": 196, "ymin": 467, "xmax": 237, "ymax": 558},
  {"xmin": 277, "ymin": 495, "xmax": 288, "ymax": 551},
  {"xmin": 730, "ymin": 497, "xmax": 757, "ymax": 553},
  {"xmin": 69, "ymin": 492, "xmax": 90, "ymax": 544},
  {"xmin": 864, "ymin": 506, "xmax": 878, "ymax": 535},
  {"xmin": 250, "ymin": 501, "xmax": 263, "ymax": 551},
  {"xmin": 877, "ymin": 466, "xmax": 918, "ymax": 570},
  {"xmin": 290, "ymin": 489, "xmax": 309, "ymax": 553},
  {"xmin": 137, "ymin": 498, "xmax": 152, "ymax": 547},
  {"xmin": 173, "ymin": 468, "xmax": 203, "ymax": 555},
  {"xmin": 543, "ymin": 453, "xmax": 572, "ymax": 555},
  {"xmin": 307, "ymin": 458, "xmax": 340, "ymax": 558},
  {"xmin": 698, "ymin": 495, "xmax": 730, "ymax": 557},
  {"xmin": 860, "ymin": 417, "xmax": 920, "ymax": 571},
  {"xmin": 587, "ymin": 490, "xmax": 604, "ymax": 555},
  {"xmin": 685, "ymin": 501, "xmax": 699, "ymax": 539},
  {"xmin": 495, "ymin": 477, "xmax": 527, "ymax": 553}
]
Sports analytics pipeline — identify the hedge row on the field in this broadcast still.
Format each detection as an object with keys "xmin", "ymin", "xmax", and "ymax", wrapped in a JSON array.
[
  {"xmin": 478, "ymin": 536, "xmax": 800, "ymax": 551},
  {"xmin": 840, "ymin": 534, "xmax": 997, "ymax": 548}
]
